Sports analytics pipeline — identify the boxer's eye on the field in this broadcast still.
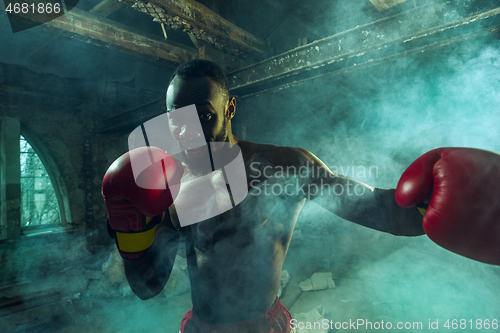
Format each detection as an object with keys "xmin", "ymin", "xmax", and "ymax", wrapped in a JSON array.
[{"xmin": 199, "ymin": 113, "xmax": 212, "ymax": 123}]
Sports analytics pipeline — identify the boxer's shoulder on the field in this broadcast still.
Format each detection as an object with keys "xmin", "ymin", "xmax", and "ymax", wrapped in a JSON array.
[{"xmin": 236, "ymin": 139, "xmax": 313, "ymax": 167}]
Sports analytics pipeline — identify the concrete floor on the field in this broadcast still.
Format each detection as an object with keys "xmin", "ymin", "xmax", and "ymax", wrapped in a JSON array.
[
  {"xmin": 287, "ymin": 236, "xmax": 500, "ymax": 333},
  {"xmin": 4, "ymin": 231, "xmax": 500, "ymax": 333}
]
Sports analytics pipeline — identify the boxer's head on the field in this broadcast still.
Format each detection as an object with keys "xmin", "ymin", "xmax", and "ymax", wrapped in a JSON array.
[{"xmin": 166, "ymin": 60, "xmax": 236, "ymax": 156}]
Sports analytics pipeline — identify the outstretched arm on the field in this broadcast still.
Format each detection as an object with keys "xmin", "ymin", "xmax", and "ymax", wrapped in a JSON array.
[{"xmin": 294, "ymin": 148, "xmax": 424, "ymax": 236}]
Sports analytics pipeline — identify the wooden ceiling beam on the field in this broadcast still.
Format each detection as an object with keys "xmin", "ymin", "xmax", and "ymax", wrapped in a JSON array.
[
  {"xmin": 10, "ymin": 7, "xmax": 197, "ymax": 66},
  {"xmin": 119, "ymin": 0, "xmax": 270, "ymax": 60},
  {"xmin": 89, "ymin": 0, "xmax": 125, "ymax": 17},
  {"xmin": 29, "ymin": 0, "xmax": 124, "ymax": 60},
  {"xmin": 227, "ymin": 1, "xmax": 500, "ymax": 95},
  {"xmin": 369, "ymin": 0, "xmax": 410, "ymax": 12}
]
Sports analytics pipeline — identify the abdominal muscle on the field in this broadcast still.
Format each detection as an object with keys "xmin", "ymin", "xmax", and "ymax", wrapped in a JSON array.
[
  {"xmin": 167, "ymin": 156, "xmax": 306, "ymax": 322},
  {"xmin": 187, "ymin": 231, "xmax": 284, "ymax": 323},
  {"xmin": 176, "ymin": 197, "xmax": 305, "ymax": 324}
]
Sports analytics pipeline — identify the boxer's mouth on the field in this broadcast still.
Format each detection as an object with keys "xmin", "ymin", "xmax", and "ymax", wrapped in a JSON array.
[{"xmin": 185, "ymin": 146, "xmax": 206, "ymax": 158}]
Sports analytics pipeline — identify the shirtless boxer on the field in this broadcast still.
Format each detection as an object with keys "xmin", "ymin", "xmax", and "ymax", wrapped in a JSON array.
[{"xmin": 102, "ymin": 60, "xmax": 500, "ymax": 333}]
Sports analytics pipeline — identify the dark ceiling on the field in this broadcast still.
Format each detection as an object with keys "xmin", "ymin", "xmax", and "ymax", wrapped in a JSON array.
[
  {"xmin": 0, "ymin": 0, "xmax": 449, "ymax": 81},
  {"xmin": 1, "ymin": 0, "xmax": 499, "ymax": 134}
]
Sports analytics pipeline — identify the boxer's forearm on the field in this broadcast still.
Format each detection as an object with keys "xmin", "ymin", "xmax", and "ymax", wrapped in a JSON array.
[
  {"xmin": 289, "ymin": 148, "xmax": 424, "ymax": 235},
  {"xmin": 335, "ymin": 188, "xmax": 424, "ymax": 236},
  {"xmin": 124, "ymin": 224, "xmax": 180, "ymax": 300},
  {"xmin": 373, "ymin": 188, "xmax": 424, "ymax": 236}
]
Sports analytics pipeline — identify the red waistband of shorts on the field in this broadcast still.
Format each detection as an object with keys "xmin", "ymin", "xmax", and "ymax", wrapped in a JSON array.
[{"xmin": 180, "ymin": 298, "xmax": 293, "ymax": 333}]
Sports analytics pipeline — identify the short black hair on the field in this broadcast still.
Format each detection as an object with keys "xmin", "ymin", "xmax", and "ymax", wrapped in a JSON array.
[{"xmin": 168, "ymin": 59, "xmax": 230, "ymax": 99}]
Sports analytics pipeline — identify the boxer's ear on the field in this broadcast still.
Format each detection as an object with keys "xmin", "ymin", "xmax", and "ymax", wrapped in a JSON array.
[{"xmin": 226, "ymin": 97, "xmax": 236, "ymax": 120}]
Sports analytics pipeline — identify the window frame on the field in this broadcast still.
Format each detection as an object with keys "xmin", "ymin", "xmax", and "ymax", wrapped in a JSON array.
[
  {"xmin": 0, "ymin": 120, "xmax": 73, "ymax": 240},
  {"xmin": 19, "ymin": 132, "xmax": 73, "ymax": 237}
]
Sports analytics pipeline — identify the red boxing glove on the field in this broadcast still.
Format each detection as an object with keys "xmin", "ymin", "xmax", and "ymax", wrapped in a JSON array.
[
  {"xmin": 395, "ymin": 147, "xmax": 500, "ymax": 265},
  {"xmin": 102, "ymin": 146, "xmax": 183, "ymax": 259}
]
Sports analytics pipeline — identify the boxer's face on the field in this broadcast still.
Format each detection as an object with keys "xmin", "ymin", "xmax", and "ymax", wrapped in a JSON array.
[{"xmin": 166, "ymin": 76, "xmax": 234, "ymax": 162}]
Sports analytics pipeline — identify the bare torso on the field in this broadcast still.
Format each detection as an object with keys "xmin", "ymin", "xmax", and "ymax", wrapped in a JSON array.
[{"xmin": 168, "ymin": 140, "xmax": 306, "ymax": 323}]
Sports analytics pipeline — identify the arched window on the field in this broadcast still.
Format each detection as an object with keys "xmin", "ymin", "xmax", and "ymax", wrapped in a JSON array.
[{"xmin": 20, "ymin": 136, "xmax": 61, "ymax": 227}]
